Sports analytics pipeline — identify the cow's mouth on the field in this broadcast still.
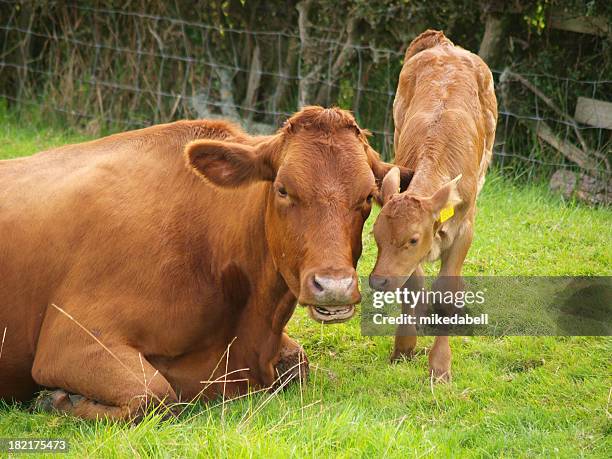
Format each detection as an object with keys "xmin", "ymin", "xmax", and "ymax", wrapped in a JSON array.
[{"xmin": 306, "ymin": 304, "xmax": 355, "ymax": 324}]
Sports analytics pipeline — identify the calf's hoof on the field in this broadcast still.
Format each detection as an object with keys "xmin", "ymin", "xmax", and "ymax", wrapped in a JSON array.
[
  {"xmin": 429, "ymin": 365, "xmax": 452, "ymax": 383},
  {"xmin": 390, "ymin": 349, "xmax": 415, "ymax": 363},
  {"xmin": 390, "ymin": 336, "xmax": 417, "ymax": 362},
  {"xmin": 274, "ymin": 342, "xmax": 309, "ymax": 390}
]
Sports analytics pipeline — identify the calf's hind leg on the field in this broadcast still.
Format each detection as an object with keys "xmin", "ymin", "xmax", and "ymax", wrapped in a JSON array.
[{"xmin": 32, "ymin": 322, "xmax": 178, "ymax": 421}]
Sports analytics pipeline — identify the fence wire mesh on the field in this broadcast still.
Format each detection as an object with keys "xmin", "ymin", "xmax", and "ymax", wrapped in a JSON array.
[{"xmin": 0, "ymin": 0, "xmax": 610, "ymax": 199}]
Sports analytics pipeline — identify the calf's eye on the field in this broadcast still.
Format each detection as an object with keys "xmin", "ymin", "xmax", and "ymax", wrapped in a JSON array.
[
  {"xmin": 409, "ymin": 237, "xmax": 419, "ymax": 245},
  {"xmin": 366, "ymin": 193, "xmax": 374, "ymax": 204},
  {"xmin": 277, "ymin": 186, "xmax": 288, "ymax": 198}
]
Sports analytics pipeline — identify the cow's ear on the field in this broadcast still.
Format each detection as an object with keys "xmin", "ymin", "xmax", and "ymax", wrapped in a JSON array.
[
  {"xmin": 185, "ymin": 139, "xmax": 277, "ymax": 187},
  {"xmin": 426, "ymin": 175, "xmax": 462, "ymax": 217},
  {"xmin": 372, "ymin": 162, "xmax": 413, "ymax": 205},
  {"xmin": 366, "ymin": 145, "xmax": 413, "ymax": 193}
]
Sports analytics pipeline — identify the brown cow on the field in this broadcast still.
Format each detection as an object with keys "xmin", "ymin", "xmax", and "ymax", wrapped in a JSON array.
[
  {"xmin": 369, "ymin": 31, "xmax": 498, "ymax": 381},
  {"xmin": 0, "ymin": 106, "xmax": 394, "ymax": 420}
]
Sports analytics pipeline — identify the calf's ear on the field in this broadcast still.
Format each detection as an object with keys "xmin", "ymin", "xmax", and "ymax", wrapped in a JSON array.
[
  {"xmin": 185, "ymin": 139, "xmax": 277, "ymax": 187},
  {"xmin": 426, "ymin": 175, "xmax": 462, "ymax": 217}
]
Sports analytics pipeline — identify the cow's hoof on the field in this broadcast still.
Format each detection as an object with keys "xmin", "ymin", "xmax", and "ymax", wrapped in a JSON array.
[
  {"xmin": 429, "ymin": 366, "xmax": 452, "ymax": 383},
  {"xmin": 274, "ymin": 343, "xmax": 309, "ymax": 390},
  {"xmin": 33, "ymin": 390, "xmax": 77, "ymax": 413}
]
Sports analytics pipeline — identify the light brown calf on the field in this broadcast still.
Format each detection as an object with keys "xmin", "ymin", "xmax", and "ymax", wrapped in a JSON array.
[
  {"xmin": 369, "ymin": 30, "xmax": 498, "ymax": 381},
  {"xmin": 0, "ymin": 107, "xmax": 396, "ymax": 420}
]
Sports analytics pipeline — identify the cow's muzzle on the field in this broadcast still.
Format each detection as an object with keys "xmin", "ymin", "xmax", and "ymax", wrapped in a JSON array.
[{"xmin": 299, "ymin": 269, "xmax": 360, "ymax": 323}]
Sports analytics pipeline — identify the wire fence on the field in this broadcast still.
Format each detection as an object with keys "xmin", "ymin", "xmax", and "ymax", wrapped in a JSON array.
[{"xmin": 0, "ymin": 0, "xmax": 610, "ymax": 201}]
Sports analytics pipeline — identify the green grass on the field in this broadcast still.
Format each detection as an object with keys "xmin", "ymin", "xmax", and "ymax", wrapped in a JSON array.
[{"xmin": 1, "ymin": 111, "xmax": 611, "ymax": 458}]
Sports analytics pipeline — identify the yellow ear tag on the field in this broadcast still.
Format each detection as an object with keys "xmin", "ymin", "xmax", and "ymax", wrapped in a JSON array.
[{"xmin": 438, "ymin": 205, "xmax": 454, "ymax": 223}]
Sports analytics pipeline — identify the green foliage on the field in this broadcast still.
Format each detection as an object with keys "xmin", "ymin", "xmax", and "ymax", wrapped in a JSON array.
[{"xmin": 524, "ymin": 0, "xmax": 549, "ymax": 34}]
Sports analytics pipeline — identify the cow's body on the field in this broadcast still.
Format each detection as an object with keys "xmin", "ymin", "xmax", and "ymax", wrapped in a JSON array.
[
  {"xmin": 1, "ymin": 108, "xmax": 391, "ymax": 419},
  {"xmin": 370, "ymin": 31, "xmax": 497, "ymax": 380},
  {"xmin": 1, "ymin": 121, "xmax": 279, "ymax": 402}
]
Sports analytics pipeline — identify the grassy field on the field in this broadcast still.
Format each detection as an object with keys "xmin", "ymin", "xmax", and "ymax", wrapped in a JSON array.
[{"xmin": 0, "ymin": 111, "xmax": 611, "ymax": 458}]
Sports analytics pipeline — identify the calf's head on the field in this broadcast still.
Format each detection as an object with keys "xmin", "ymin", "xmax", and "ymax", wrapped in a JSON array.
[
  {"xmin": 370, "ymin": 168, "xmax": 461, "ymax": 291},
  {"xmin": 186, "ymin": 107, "xmax": 403, "ymax": 323}
]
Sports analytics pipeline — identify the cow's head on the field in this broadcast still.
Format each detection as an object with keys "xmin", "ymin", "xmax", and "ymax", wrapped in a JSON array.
[
  {"xmin": 186, "ymin": 107, "xmax": 408, "ymax": 323},
  {"xmin": 369, "ymin": 168, "xmax": 461, "ymax": 291}
]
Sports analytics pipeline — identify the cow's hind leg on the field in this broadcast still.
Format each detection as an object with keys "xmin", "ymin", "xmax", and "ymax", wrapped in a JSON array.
[{"xmin": 32, "ymin": 321, "xmax": 178, "ymax": 421}]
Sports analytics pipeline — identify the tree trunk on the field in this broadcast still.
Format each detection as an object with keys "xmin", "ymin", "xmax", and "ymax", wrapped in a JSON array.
[
  {"xmin": 269, "ymin": 37, "xmax": 298, "ymax": 123},
  {"xmin": 296, "ymin": 0, "xmax": 322, "ymax": 108},
  {"xmin": 4, "ymin": 0, "xmax": 35, "ymax": 101},
  {"xmin": 478, "ymin": 13, "xmax": 504, "ymax": 67},
  {"xmin": 243, "ymin": 43, "xmax": 262, "ymax": 123},
  {"xmin": 314, "ymin": 16, "xmax": 359, "ymax": 106}
]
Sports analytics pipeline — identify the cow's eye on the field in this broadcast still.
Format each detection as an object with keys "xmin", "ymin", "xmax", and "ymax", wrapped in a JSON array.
[
  {"xmin": 409, "ymin": 237, "xmax": 419, "ymax": 245},
  {"xmin": 366, "ymin": 193, "xmax": 374, "ymax": 204},
  {"xmin": 277, "ymin": 186, "xmax": 288, "ymax": 198}
]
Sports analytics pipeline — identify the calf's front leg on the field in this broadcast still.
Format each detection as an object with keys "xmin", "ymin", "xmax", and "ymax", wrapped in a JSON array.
[
  {"xmin": 430, "ymin": 219, "xmax": 475, "ymax": 382},
  {"xmin": 391, "ymin": 264, "xmax": 425, "ymax": 362}
]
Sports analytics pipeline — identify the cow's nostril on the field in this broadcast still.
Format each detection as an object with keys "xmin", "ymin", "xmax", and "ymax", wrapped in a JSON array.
[
  {"xmin": 312, "ymin": 275, "xmax": 325, "ymax": 292},
  {"xmin": 307, "ymin": 272, "xmax": 357, "ymax": 302}
]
